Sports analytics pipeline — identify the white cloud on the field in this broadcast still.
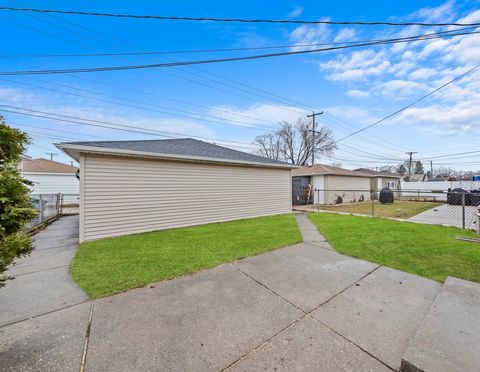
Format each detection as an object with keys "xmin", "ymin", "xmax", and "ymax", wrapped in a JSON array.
[
  {"xmin": 208, "ymin": 103, "xmax": 303, "ymax": 127},
  {"xmin": 334, "ymin": 28, "xmax": 356, "ymax": 42},
  {"xmin": 395, "ymin": 101, "xmax": 480, "ymax": 136},
  {"xmin": 374, "ymin": 80, "xmax": 429, "ymax": 100},
  {"xmin": 0, "ymin": 84, "xmax": 219, "ymax": 141},
  {"xmin": 0, "ymin": 87, "xmax": 32, "ymax": 103},
  {"xmin": 288, "ymin": 6, "xmax": 304, "ymax": 18},
  {"xmin": 320, "ymin": 50, "xmax": 392, "ymax": 81},
  {"xmin": 346, "ymin": 89, "xmax": 371, "ymax": 99},
  {"xmin": 289, "ymin": 19, "xmax": 331, "ymax": 50},
  {"xmin": 398, "ymin": 1, "xmax": 455, "ymax": 23},
  {"xmin": 408, "ymin": 68, "xmax": 437, "ymax": 80}
]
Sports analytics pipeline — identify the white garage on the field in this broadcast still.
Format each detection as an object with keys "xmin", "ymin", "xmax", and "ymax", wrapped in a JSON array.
[
  {"xmin": 56, "ymin": 138, "xmax": 294, "ymax": 242},
  {"xmin": 21, "ymin": 157, "xmax": 79, "ymax": 203}
]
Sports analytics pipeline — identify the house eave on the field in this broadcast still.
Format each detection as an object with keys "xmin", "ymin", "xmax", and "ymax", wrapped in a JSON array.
[{"xmin": 55, "ymin": 143, "xmax": 299, "ymax": 169}]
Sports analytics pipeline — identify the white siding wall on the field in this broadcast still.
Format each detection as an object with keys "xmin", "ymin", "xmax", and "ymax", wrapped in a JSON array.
[
  {"xmin": 312, "ymin": 175, "xmax": 325, "ymax": 204},
  {"xmin": 323, "ymin": 175, "xmax": 371, "ymax": 204},
  {"xmin": 81, "ymin": 154, "xmax": 292, "ymax": 242},
  {"xmin": 401, "ymin": 180, "xmax": 480, "ymax": 191},
  {"xmin": 23, "ymin": 172, "xmax": 79, "ymax": 203}
]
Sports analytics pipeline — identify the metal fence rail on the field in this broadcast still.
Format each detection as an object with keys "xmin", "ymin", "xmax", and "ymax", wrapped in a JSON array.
[
  {"xmin": 294, "ymin": 188, "xmax": 480, "ymax": 231},
  {"xmin": 25, "ymin": 193, "xmax": 63, "ymax": 230}
]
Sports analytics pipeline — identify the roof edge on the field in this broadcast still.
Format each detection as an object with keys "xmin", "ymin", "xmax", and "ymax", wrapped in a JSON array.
[{"xmin": 55, "ymin": 143, "xmax": 299, "ymax": 169}]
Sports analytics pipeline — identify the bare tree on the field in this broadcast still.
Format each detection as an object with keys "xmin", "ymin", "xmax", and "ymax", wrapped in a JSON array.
[
  {"xmin": 254, "ymin": 133, "xmax": 281, "ymax": 161},
  {"xmin": 254, "ymin": 118, "xmax": 336, "ymax": 165}
]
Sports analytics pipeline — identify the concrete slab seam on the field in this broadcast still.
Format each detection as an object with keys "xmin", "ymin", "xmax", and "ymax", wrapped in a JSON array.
[
  {"xmin": 0, "ymin": 299, "xmax": 91, "ymax": 329},
  {"xmin": 80, "ymin": 301, "xmax": 95, "ymax": 372},
  {"xmin": 303, "ymin": 241, "xmax": 335, "ymax": 253},
  {"xmin": 10, "ymin": 264, "xmax": 71, "ymax": 277},
  {"xmin": 316, "ymin": 265, "xmax": 382, "ymax": 309},
  {"xmin": 307, "ymin": 314, "xmax": 395, "ymax": 371},
  {"xmin": 228, "ymin": 263, "xmax": 307, "ymax": 315},
  {"xmin": 225, "ymin": 263, "xmax": 386, "ymax": 371},
  {"xmin": 220, "ymin": 318, "xmax": 303, "ymax": 371}
]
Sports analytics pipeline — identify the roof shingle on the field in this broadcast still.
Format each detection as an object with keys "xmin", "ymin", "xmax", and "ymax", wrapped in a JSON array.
[
  {"xmin": 57, "ymin": 138, "xmax": 292, "ymax": 167},
  {"xmin": 292, "ymin": 164, "xmax": 372, "ymax": 177},
  {"xmin": 21, "ymin": 158, "xmax": 78, "ymax": 173}
]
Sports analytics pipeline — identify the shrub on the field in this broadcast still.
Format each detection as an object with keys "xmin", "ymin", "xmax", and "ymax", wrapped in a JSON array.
[{"xmin": 0, "ymin": 117, "xmax": 37, "ymax": 287}]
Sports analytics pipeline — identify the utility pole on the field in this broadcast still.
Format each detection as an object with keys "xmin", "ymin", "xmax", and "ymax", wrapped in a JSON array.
[
  {"xmin": 405, "ymin": 151, "xmax": 417, "ymax": 181},
  {"xmin": 430, "ymin": 161, "xmax": 433, "ymax": 180},
  {"xmin": 45, "ymin": 152, "xmax": 58, "ymax": 161},
  {"xmin": 307, "ymin": 111, "xmax": 323, "ymax": 165}
]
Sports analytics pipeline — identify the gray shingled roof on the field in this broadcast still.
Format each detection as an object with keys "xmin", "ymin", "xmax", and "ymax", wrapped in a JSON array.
[{"xmin": 58, "ymin": 138, "xmax": 292, "ymax": 167}]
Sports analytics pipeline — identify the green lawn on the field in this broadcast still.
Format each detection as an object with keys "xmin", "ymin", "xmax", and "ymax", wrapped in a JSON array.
[
  {"xmin": 319, "ymin": 201, "xmax": 442, "ymax": 219},
  {"xmin": 72, "ymin": 214, "xmax": 301, "ymax": 299},
  {"xmin": 309, "ymin": 213, "xmax": 480, "ymax": 283}
]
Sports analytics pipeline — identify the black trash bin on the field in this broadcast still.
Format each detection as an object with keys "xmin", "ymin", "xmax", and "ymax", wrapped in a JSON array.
[
  {"xmin": 447, "ymin": 188, "xmax": 466, "ymax": 205},
  {"xmin": 379, "ymin": 188, "xmax": 394, "ymax": 204},
  {"xmin": 469, "ymin": 190, "xmax": 480, "ymax": 206}
]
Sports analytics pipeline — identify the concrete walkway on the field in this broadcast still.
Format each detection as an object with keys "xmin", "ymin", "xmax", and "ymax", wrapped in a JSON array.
[
  {"xmin": 0, "ymin": 215, "xmax": 88, "ymax": 327},
  {"xmin": 408, "ymin": 203, "xmax": 478, "ymax": 229},
  {"xmin": 1, "ymin": 214, "xmax": 477, "ymax": 371}
]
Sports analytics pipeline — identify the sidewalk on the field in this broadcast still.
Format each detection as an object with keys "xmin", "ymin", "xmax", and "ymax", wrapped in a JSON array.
[{"xmin": 0, "ymin": 216, "xmax": 88, "ymax": 327}]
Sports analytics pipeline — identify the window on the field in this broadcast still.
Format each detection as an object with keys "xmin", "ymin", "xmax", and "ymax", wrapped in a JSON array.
[{"xmin": 387, "ymin": 180, "xmax": 396, "ymax": 189}]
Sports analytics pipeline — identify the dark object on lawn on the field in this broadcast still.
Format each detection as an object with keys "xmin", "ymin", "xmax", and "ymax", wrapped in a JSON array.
[
  {"xmin": 447, "ymin": 188, "xmax": 466, "ymax": 205},
  {"xmin": 379, "ymin": 188, "xmax": 394, "ymax": 204},
  {"xmin": 469, "ymin": 190, "xmax": 480, "ymax": 207}
]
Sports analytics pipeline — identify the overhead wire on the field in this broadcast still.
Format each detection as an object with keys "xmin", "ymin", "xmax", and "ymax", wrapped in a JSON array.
[
  {"xmin": 0, "ymin": 105, "xmax": 259, "ymax": 150},
  {"xmin": 1, "ymin": 28, "xmax": 479, "ymax": 75},
  {"xmin": 5, "ymin": 12, "xmax": 307, "ymax": 119},
  {"xmin": 43, "ymin": 12, "xmax": 309, "ymax": 116},
  {"xmin": 333, "ymin": 63, "xmax": 480, "ymax": 144},
  {"xmin": 1, "ymin": 7, "xmax": 480, "ymax": 27}
]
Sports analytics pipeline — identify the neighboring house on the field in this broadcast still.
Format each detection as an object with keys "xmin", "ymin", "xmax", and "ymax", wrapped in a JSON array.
[
  {"xmin": 56, "ymin": 138, "xmax": 295, "ymax": 242},
  {"xmin": 292, "ymin": 164, "xmax": 373, "ymax": 205},
  {"xmin": 21, "ymin": 158, "xmax": 79, "ymax": 203},
  {"xmin": 353, "ymin": 168, "xmax": 402, "ymax": 191}
]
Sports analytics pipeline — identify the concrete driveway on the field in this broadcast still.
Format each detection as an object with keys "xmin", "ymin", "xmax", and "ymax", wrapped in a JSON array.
[
  {"xmin": 0, "ymin": 214, "xmax": 446, "ymax": 371},
  {"xmin": 408, "ymin": 203, "xmax": 478, "ymax": 229}
]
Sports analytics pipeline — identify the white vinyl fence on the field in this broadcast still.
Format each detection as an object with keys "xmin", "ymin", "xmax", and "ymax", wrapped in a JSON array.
[{"xmin": 400, "ymin": 181, "xmax": 480, "ymax": 201}]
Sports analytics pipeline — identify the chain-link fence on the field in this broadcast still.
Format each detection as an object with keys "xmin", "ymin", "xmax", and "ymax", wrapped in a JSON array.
[
  {"xmin": 295, "ymin": 188, "xmax": 480, "ymax": 231},
  {"xmin": 25, "ymin": 193, "xmax": 63, "ymax": 230}
]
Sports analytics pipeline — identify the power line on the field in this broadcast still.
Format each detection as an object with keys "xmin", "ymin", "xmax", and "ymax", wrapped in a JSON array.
[
  {"xmin": 5, "ymin": 25, "xmax": 478, "ymax": 58},
  {"xmin": 2, "ymin": 77, "xmax": 278, "ymax": 131},
  {"xmin": 1, "ymin": 28, "xmax": 479, "ymax": 76},
  {"xmin": 1, "ymin": 7, "xmax": 480, "ymax": 27},
  {"xmin": 333, "ymin": 63, "xmax": 480, "ymax": 144},
  {"xmin": 6, "ymin": 13, "xmax": 307, "ymax": 118},
  {"xmin": 420, "ymin": 150, "xmax": 480, "ymax": 160},
  {"xmin": 10, "ymin": 122, "xmax": 110, "ymax": 140},
  {"xmin": 323, "ymin": 112, "xmax": 407, "ymax": 152},
  {"xmin": 0, "ymin": 105, "xmax": 258, "ymax": 150}
]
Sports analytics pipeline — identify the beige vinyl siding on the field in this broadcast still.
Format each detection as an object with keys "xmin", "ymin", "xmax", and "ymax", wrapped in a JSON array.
[
  {"xmin": 81, "ymin": 154, "xmax": 291, "ymax": 241},
  {"xmin": 323, "ymin": 175, "xmax": 371, "ymax": 204}
]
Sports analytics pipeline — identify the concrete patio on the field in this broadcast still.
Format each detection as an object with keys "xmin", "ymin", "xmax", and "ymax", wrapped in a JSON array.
[{"xmin": 0, "ymin": 214, "xmax": 479, "ymax": 371}]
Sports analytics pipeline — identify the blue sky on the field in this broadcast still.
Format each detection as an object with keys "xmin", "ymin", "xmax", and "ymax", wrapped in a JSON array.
[{"xmin": 1, "ymin": 0, "xmax": 480, "ymax": 171}]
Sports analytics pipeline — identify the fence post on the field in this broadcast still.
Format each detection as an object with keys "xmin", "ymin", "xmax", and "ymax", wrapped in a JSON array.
[
  {"xmin": 461, "ymin": 193, "xmax": 466, "ymax": 229},
  {"xmin": 476, "ymin": 210, "xmax": 480, "ymax": 237},
  {"xmin": 39, "ymin": 194, "xmax": 44, "ymax": 223},
  {"xmin": 371, "ymin": 193, "xmax": 375, "ymax": 217}
]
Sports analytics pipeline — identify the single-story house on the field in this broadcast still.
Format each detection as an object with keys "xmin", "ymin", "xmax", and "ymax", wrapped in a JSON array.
[
  {"xmin": 353, "ymin": 168, "xmax": 402, "ymax": 192},
  {"xmin": 292, "ymin": 164, "xmax": 373, "ymax": 205},
  {"xmin": 21, "ymin": 158, "xmax": 79, "ymax": 203},
  {"xmin": 56, "ymin": 138, "xmax": 295, "ymax": 242}
]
